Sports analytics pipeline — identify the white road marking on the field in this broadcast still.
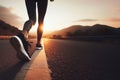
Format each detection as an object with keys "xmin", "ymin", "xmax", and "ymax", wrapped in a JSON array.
[{"xmin": 14, "ymin": 46, "xmax": 51, "ymax": 80}]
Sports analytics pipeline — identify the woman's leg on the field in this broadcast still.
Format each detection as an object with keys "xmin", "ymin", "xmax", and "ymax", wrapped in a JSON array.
[
  {"xmin": 37, "ymin": 0, "xmax": 48, "ymax": 45},
  {"xmin": 23, "ymin": 0, "xmax": 37, "ymax": 38}
]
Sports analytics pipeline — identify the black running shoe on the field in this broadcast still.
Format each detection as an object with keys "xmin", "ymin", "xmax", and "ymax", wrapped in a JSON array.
[
  {"xmin": 10, "ymin": 33, "xmax": 31, "ymax": 61},
  {"xmin": 36, "ymin": 44, "xmax": 42, "ymax": 50}
]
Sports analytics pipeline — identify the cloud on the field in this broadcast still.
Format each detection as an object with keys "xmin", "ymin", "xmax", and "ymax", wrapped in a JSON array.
[
  {"xmin": 76, "ymin": 19, "xmax": 98, "ymax": 22},
  {"xmin": 105, "ymin": 18, "xmax": 120, "ymax": 22},
  {"xmin": 76, "ymin": 18, "xmax": 120, "ymax": 22},
  {"xmin": 0, "ymin": 5, "xmax": 23, "ymax": 28}
]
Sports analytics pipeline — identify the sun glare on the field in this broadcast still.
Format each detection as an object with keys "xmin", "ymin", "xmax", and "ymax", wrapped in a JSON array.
[{"xmin": 29, "ymin": 20, "xmax": 52, "ymax": 35}]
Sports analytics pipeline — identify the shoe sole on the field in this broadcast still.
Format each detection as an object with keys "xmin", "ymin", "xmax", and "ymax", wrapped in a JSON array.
[
  {"xmin": 10, "ymin": 36, "xmax": 31, "ymax": 61},
  {"xmin": 36, "ymin": 47, "xmax": 42, "ymax": 50}
]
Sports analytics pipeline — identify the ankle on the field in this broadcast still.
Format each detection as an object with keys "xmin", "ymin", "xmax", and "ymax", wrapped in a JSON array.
[{"xmin": 37, "ymin": 40, "xmax": 41, "ymax": 45}]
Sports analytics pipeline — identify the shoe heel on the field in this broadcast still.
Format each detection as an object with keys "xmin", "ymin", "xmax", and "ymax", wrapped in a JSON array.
[
  {"xmin": 10, "ymin": 36, "xmax": 31, "ymax": 61},
  {"xmin": 10, "ymin": 37, "xmax": 21, "ymax": 51}
]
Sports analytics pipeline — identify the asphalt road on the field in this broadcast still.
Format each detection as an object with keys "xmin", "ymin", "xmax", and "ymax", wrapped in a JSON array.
[
  {"xmin": 44, "ymin": 39, "xmax": 120, "ymax": 80},
  {"xmin": 0, "ymin": 39, "xmax": 36, "ymax": 80},
  {"xmin": 0, "ymin": 39, "xmax": 120, "ymax": 80}
]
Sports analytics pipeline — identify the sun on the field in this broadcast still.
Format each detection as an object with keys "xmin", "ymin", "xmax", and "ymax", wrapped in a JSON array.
[{"xmin": 29, "ymin": 21, "xmax": 52, "ymax": 35}]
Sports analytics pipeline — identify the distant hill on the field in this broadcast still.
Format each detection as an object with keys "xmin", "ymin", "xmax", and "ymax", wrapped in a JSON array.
[
  {"xmin": 48, "ymin": 25, "xmax": 90, "ymax": 36},
  {"xmin": 45, "ymin": 25, "xmax": 89, "ymax": 37},
  {"xmin": 45, "ymin": 24, "xmax": 120, "ymax": 38},
  {"xmin": 0, "ymin": 20, "xmax": 21, "ymax": 36},
  {"xmin": 70, "ymin": 24, "xmax": 120, "ymax": 36}
]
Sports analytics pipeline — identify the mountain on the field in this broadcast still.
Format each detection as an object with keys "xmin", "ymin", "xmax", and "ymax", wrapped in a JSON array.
[
  {"xmin": 45, "ymin": 24, "xmax": 120, "ymax": 38},
  {"xmin": 45, "ymin": 25, "xmax": 90, "ymax": 36},
  {"xmin": 72, "ymin": 24, "xmax": 120, "ymax": 36},
  {"xmin": 0, "ymin": 20, "xmax": 21, "ymax": 36}
]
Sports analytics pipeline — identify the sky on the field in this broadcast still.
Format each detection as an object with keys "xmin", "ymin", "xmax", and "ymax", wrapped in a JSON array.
[{"xmin": 0, "ymin": 0, "xmax": 120, "ymax": 33}]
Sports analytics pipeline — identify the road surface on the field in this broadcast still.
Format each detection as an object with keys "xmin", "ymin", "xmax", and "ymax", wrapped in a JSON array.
[
  {"xmin": 0, "ymin": 38, "xmax": 120, "ymax": 80},
  {"xmin": 44, "ymin": 39, "xmax": 120, "ymax": 80},
  {"xmin": 0, "ymin": 39, "xmax": 51, "ymax": 80}
]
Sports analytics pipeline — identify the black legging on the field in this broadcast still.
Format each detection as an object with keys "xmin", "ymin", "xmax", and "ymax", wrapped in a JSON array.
[
  {"xmin": 25, "ymin": 0, "xmax": 48, "ymax": 25},
  {"xmin": 23, "ymin": 0, "xmax": 48, "ymax": 32},
  {"xmin": 23, "ymin": 0, "xmax": 48, "ymax": 44}
]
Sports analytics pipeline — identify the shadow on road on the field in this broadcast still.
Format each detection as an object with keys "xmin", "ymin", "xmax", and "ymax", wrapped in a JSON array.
[
  {"xmin": 0, "ymin": 39, "xmax": 40, "ymax": 80},
  {"xmin": 0, "ymin": 61, "xmax": 25, "ymax": 80}
]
